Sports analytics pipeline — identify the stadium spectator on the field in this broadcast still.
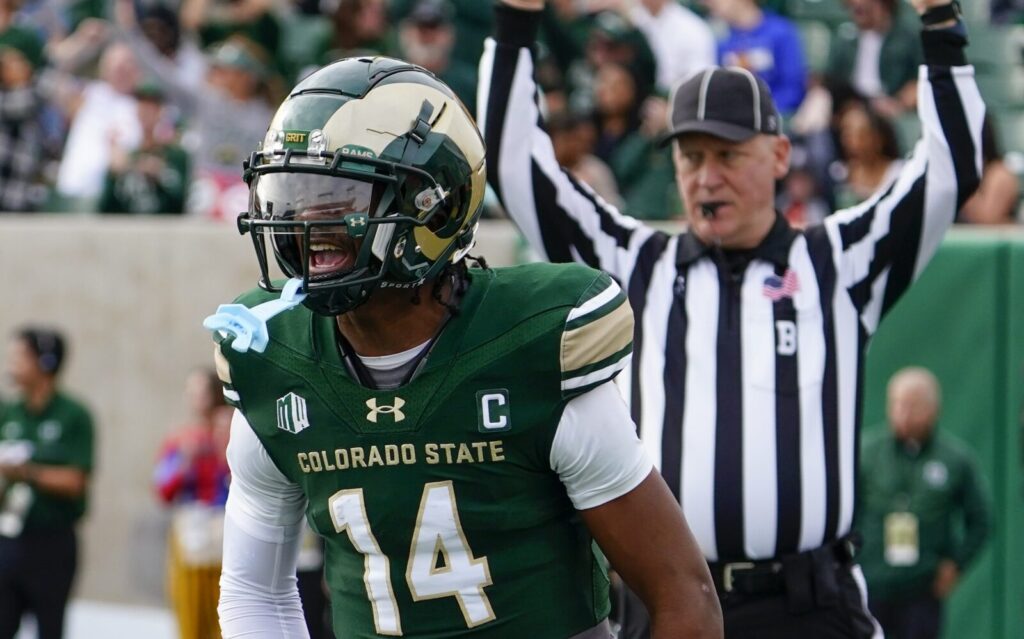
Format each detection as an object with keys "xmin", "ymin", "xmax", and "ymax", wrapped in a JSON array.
[
  {"xmin": 593, "ymin": 67, "xmax": 680, "ymax": 219},
  {"xmin": 827, "ymin": 0, "xmax": 922, "ymax": 119},
  {"xmin": 123, "ymin": 2, "xmax": 207, "ymax": 97},
  {"xmin": 0, "ymin": 327, "xmax": 95, "ymax": 639},
  {"xmin": 584, "ymin": 11, "xmax": 656, "ymax": 106},
  {"xmin": 776, "ymin": 151, "xmax": 830, "ymax": 228},
  {"xmin": 11, "ymin": 0, "xmax": 69, "ymax": 51},
  {"xmin": 0, "ymin": 23, "xmax": 50, "ymax": 212},
  {"xmin": 52, "ymin": 40, "xmax": 142, "ymax": 212},
  {"xmin": 183, "ymin": 36, "xmax": 275, "ymax": 220},
  {"xmin": 534, "ymin": 0, "xmax": 596, "ymax": 87},
  {"xmin": 397, "ymin": 0, "xmax": 477, "ymax": 115},
  {"xmin": 626, "ymin": 0, "xmax": 716, "ymax": 93},
  {"xmin": 119, "ymin": 16, "xmax": 274, "ymax": 220},
  {"xmin": 180, "ymin": 0, "xmax": 280, "ymax": 67},
  {"xmin": 859, "ymin": 367, "xmax": 991, "ymax": 639},
  {"xmin": 154, "ymin": 368, "xmax": 230, "ymax": 639},
  {"xmin": 703, "ymin": 0, "xmax": 807, "ymax": 116},
  {"xmin": 549, "ymin": 109, "xmax": 623, "ymax": 208},
  {"xmin": 481, "ymin": 0, "xmax": 982, "ymax": 636},
  {"xmin": 592, "ymin": 60, "xmax": 643, "ymax": 162},
  {"xmin": 324, "ymin": 0, "xmax": 390, "ymax": 61},
  {"xmin": 45, "ymin": 16, "xmax": 108, "ymax": 76},
  {"xmin": 958, "ymin": 115, "xmax": 1021, "ymax": 224},
  {"xmin": 98, "ymin": 81, "xmax": 190, "ymax": 215},
  {"xmin": 391, "ymin": 0, "xmax": 494, "ymax": 87},
  {"xmin": 830, "ymin": 100, "xmax": 903, "ymax": 209}
]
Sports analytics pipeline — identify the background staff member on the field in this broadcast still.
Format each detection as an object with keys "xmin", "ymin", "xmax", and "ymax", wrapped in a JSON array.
[
  {"xmin": 0, "ymin": 327, "xmax": 95, "ymax": 639},
  {"xmin": 479, "ymin": 0, "xmax": 984, "ymax": 636},
  {"xmin": 859, "ymin": 367, "xmax": 991, "ymax": 639}
]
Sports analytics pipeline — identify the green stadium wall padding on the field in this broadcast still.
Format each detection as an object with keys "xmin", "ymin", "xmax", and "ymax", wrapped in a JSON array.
[{"xmin": 860, "ymin": 230, "xmax": 1024, "ymax": 639}]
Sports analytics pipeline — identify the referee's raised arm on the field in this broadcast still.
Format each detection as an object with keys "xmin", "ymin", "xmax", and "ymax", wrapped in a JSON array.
[
  {"xmin": 477, "ymin": 0, "xmax": 661, "ymax": 286},
  {"xmin": 478, "ymin": 0, "xmax": 983, "ymax": 637},
  {"xmin": 821, "ymin": 2, "xmax": 983, "ymax": 334}
]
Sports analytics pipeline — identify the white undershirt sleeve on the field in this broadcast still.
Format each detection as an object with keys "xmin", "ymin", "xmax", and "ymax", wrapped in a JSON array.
[
  {"xmin": 219, "ymin": 409, "xmax": 312, "ymax": 639},
  {"xmin": 550, "ymin": 382, "xmax": 654, "ymax": 511}
]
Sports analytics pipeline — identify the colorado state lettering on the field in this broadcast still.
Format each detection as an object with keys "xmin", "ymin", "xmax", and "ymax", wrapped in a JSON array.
[
  {"xmin": 424, "ymin": 441, "xmax": 504, "ymax": 465},
  {"xmin": 297, "ymin": 441, "xmax": 505, "ymax": 473},
  {"xmin": 298, "ymin": 444, "xmax": 417, "ymax": 473}
]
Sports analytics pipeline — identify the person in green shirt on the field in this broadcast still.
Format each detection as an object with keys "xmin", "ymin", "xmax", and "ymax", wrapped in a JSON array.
[
  {"xmin": 0, "ymin": 327, "xmax": 95, "ymax": 639},
  {"xmin": 99, "ymin": 82, "xmax": 191, "ymax": 215},
  {"xmin": 858, "ymin": 367, "xmax": 991, "ymax": 639},
  {"xmin": 825, "ymin": 0, "xmax": 923, "ymax": 119}
]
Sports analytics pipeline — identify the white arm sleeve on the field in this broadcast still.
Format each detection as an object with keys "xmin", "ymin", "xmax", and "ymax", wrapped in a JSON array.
[
  {"xmin": 219, "ymin": 409, "xmax": 312, "ymax": 639},
  {"xmin": 550, "ymin": 382, "xmax": 654, "ymax": 511}
]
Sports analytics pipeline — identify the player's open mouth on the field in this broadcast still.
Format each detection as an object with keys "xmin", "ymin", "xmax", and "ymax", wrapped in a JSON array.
[{"xmin": 309, "ymin": 241, "xmax": 355, "ymax": 276}]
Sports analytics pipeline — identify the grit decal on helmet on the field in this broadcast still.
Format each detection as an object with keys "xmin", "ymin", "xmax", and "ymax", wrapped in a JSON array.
[{"xmin": 239, "ymin": 56, "xmax": 486, "ymax": 316}]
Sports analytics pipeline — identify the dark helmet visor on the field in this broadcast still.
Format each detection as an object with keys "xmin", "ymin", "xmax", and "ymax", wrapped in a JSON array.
[
  {"xmin": 249, "ymin": 172, "xmax": 377, "ymax": 280},
  {"xmin": 251, "ymin": 172, "xmax": 375, "ymax": 221}
]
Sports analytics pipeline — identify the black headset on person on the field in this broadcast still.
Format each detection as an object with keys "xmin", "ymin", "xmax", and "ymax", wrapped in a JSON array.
[{"xmin": 17, "ymin": 328, "xmax": 66, "ymax": 376}]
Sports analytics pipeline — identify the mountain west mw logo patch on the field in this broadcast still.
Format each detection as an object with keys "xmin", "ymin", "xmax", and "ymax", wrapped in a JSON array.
[
  {"xmin": 366, "ymin": 397, "xmax": 405, "ymax": 423},
  {"xmin": 477, "ymin": 390, "xmax": 511, "ymax": 433},
  {"xmin": 276, "ymin": 393, "xmax": 310, "ymax": 434}
]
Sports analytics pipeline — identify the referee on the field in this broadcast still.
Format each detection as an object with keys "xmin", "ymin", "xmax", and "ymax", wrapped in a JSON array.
[{"xmin": 479, "ymin": 0, "xmax": 983, "ymax": 636}]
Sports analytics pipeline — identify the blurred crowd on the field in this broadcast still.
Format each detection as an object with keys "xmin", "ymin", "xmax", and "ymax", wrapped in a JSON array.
[{"xmin": 0, "ymin": 0, "xmax": 1021, "ymax": 223}]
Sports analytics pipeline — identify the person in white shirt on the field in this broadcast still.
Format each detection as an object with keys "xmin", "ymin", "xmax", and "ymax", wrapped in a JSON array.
[{"xmin": 629, "ymin": 0, "xmax": 716, "ymax": 92}]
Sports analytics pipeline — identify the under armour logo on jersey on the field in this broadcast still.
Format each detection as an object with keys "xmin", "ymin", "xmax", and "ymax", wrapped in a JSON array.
[
  {"xmin": 276, "ymin": 392, "xmax": 311, "ymax": 434},
  {"xmin": 366, "ymin": 397, "xmax": 406, "ymax": 423}
]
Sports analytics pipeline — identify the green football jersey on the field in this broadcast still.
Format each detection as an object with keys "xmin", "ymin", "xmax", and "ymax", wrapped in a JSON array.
[
  {"xmin": 0, "ymin": 391, "xmax": 95, "ymax": 535},
  {"xmin": 214, "ymin": 262, "xmax": 634, "ymax": 639}
]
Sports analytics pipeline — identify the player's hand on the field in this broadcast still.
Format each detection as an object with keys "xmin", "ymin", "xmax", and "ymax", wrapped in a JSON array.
[
  {"xmin": 932, "ymin": 559, "xmax": 960, "ymax": 599},
  {"xmin": 501, "ymin": 0, "xmax": 544, "ymax": 11}
]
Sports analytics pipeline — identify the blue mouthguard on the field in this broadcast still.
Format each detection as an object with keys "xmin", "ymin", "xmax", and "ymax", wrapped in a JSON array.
[{"xmin": 202, "ymin": 278, "xmax": 307, "ymax": 353}]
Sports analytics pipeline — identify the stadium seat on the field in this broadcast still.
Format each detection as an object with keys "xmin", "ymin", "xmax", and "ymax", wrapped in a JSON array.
[
  {"xmin": 965, "ymin": 24, "xmax": 1024, "ymax": 75},
  {"xmin": 976, "ymin": 69, "xmax": 1024, "ymax": 109},
  {"xmin": 797, "ymin": 20, "xmax": 832, "ymax": 75},
  {"xmin": 277, "ymin": 11, "xmax": 334, "ymax": 82},
  {"xmin": 994, "ymin": 109, "xmax": 1024, "ymax": 155},
  {"xmin": 786, "ymin": 0, "xmax": 849, "ymax": 28}
]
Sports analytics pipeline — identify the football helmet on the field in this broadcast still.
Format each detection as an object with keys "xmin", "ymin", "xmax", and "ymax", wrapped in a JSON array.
[{"xmin": 239, "ymin": 57, "xmax": 486, "ymax": 316}]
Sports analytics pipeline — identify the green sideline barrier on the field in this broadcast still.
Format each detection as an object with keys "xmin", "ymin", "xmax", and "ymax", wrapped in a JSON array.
[{"xmin": 861, "ymin": 230, "xmax": 1024, "ymax": 639}]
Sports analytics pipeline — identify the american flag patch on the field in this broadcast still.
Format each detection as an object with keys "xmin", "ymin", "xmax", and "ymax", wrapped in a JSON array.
[{"xmin": 763, "ymin": 269, "xmax": 800, "ymax": 301}]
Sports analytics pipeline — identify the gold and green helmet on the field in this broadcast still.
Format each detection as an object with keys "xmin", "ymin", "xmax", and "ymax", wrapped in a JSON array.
[{"xmin": 240, "ymin": 56, "xmax": 486, "ymax": 316}]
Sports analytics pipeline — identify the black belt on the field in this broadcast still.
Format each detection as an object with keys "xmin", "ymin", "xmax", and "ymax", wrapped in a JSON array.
[{"xmin": 708, "ymin": 537, "xmax": 858, "ymax": 611}]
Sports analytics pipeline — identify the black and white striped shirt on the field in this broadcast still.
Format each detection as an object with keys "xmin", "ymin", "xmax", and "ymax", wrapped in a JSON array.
[{"xmin": 478, "ymin": 8, "xmax": 984, "ymax": 563}]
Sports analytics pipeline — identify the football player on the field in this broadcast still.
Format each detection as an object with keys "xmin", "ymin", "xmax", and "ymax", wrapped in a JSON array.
[{"xmin": 207, "ymin": 57, "xmax": 722, "ymax": 639}]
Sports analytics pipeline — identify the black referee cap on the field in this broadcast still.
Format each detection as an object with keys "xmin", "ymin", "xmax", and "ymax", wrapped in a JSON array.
[{"xmin": 661, "ymin": 67, "xmax": 781, "ymax": 145}]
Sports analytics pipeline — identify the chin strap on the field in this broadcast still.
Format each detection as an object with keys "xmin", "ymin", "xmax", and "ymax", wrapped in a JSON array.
[{"xmin": 202, "ymin": 278, "xmax": 308, "ymax": 353}]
